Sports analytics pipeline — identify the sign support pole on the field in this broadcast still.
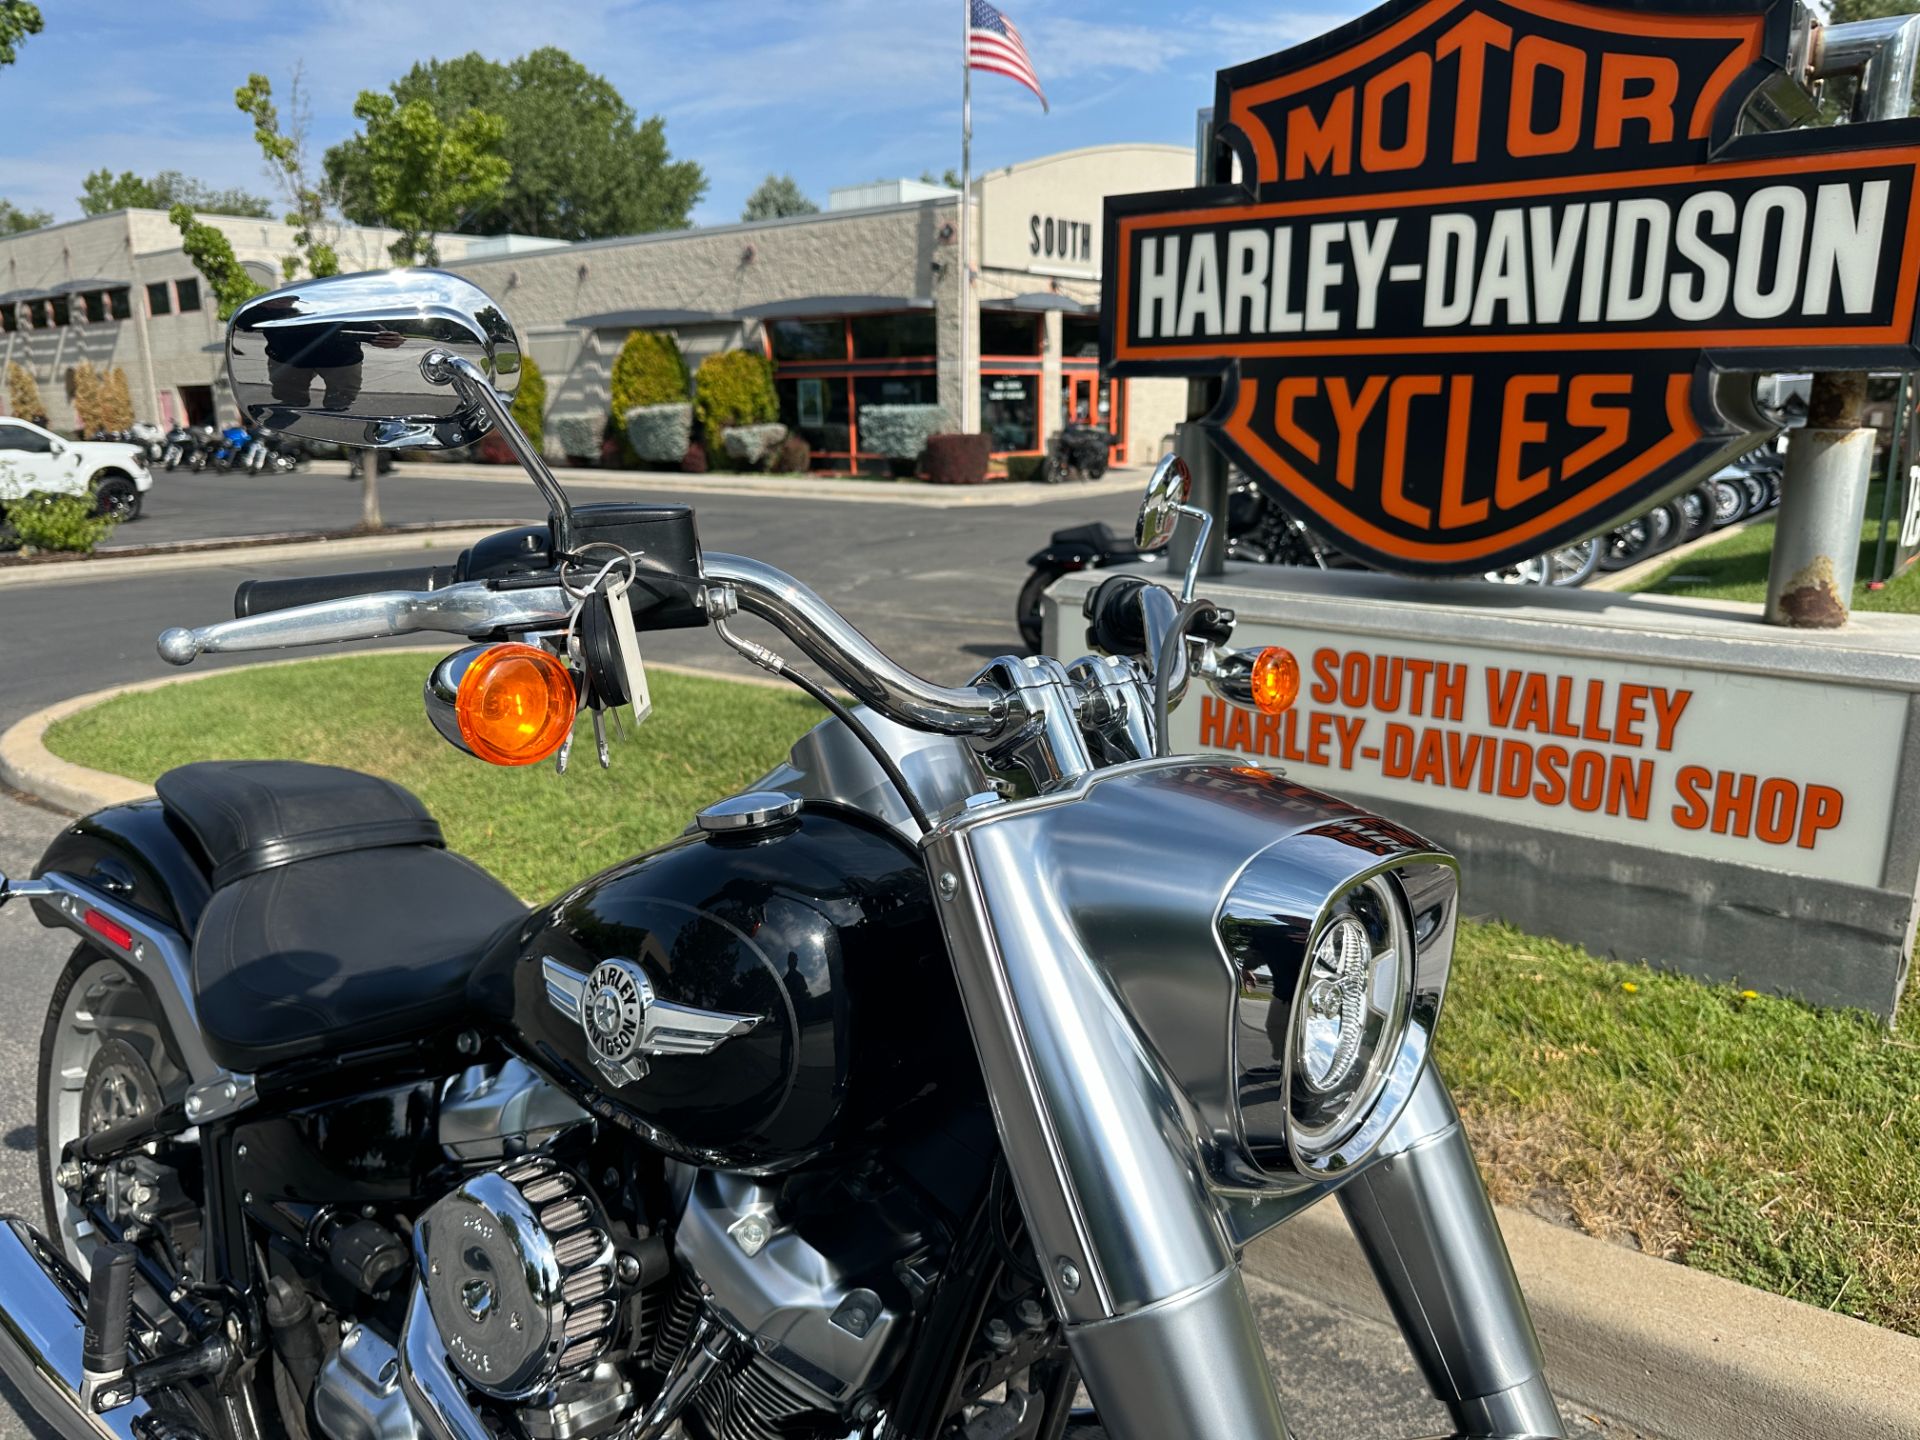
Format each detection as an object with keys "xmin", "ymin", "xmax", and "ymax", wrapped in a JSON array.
[
  {"xmin": 958, "ymin": 0, "xmax": 974, "ymax": 437},
  {"xmin": 1171, "ymin": 109, "xmax": 1228, "ymax": 588},
  {"xmin": 1870, "ymin": 375, "xmax": 1909, "ymax": 588}
]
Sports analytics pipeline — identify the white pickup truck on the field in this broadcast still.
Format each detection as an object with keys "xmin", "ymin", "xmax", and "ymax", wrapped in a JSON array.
[{"xmin": 0, "ymin": 417, "xmax": 151, "ymax": 521}]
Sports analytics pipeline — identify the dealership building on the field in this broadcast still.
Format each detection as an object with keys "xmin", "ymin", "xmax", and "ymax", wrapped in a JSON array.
[{"xmin": 0, "ymin": 144, "xmax": 1193, "ymax": 470}]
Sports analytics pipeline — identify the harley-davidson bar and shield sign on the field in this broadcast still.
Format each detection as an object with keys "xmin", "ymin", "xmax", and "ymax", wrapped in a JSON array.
[{"xmin": 1101, "ymin": 0, "xmax": 1920, "ymax": 573}]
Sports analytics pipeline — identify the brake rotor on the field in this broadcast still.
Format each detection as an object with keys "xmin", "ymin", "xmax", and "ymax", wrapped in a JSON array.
[{"xmin": 82, "ymin": 1038, "xmax": 163, "ymax": 1138}]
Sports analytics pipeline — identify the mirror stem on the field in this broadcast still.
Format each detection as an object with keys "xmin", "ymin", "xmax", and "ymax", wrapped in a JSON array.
[
  {"xmin": 1174, "ymin": 504, "xmax": 1213, "ymax": 603},
  {"xmin": 432, "ymin": 351, "xmax": 576, "ymax": 557}
]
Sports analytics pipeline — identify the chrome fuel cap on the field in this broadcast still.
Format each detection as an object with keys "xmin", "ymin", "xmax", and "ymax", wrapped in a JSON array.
[{"xmin": 696, "ymin": 791, "xmax": 804, "ymax": 834}]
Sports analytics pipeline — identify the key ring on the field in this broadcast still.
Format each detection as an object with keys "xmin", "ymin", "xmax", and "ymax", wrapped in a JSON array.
[{"xmin": 558, "ymin": 542, "xmax": 638, "ymax": 602}]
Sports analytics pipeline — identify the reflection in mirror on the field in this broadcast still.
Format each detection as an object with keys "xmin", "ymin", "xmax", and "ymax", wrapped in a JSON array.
[
  {"xmin": 1136, "ymin": 453, "xmax": 1193, "ymax": 552},
  {"xmin": 225, "ymin": 270, "xmax": 522, "ymax": 451}
]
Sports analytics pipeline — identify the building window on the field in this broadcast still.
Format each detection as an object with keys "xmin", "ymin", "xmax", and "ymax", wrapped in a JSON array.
[
  {"xmin": 768, "ymin": 319, "xmax": 842, "ymax": 361},
  {"xmin": 49, "ymin": 295, "xmax": 70, "ymax": 327},
  {"xmin": 176, "ymin": 278, "xmax": 202, "ymax": 313},
  {"xmin": 0, "ymin": 304, "xmax": 13, "ymax": 334},
  {"xmin": 25, "ymin": 299, "xmax": 46, "ymax": 329},
  {"xmin": 1062, "ymin": 315, "xmax": 1099, "ymax": 359},
  {"xmin": 82, "ymin": 291, "xmax": 106, "ymax": 323},
  {"xmin": 147, "ymin": 281, "xmax": 171, "ymax": 317},
  {"xmin": 981, "ymin": 373, "xmax": 1039, "ymax": 452},
  {"xmin": 980, "ymin": 310, "xmax": 1041, "ymax": 357},
  {"xmin": 109, "ymin": 287, "xmax": 131, "ymax": 321},
  {"xmin": 776, "ymin": 375, "xmax": 851, "ymax": 454},
  {"xmin": 850, "ymin": 311, "xmax": 935, "ymax": 358}
]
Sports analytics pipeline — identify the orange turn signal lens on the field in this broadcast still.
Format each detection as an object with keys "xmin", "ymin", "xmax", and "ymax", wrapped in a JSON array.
[
  {"xmin": 1249, "ymin": 646, "xmax": 1301, "ymax": 716},
  {"xmin": 455, "ymin": 643, "xmax": 577, "ymax": 766}
]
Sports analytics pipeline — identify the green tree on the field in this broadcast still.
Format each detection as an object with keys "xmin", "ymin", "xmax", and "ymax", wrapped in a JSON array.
[
  {"xmin": 0, "ymin": 197, "xmax": 50, "ymax": 233},
  {"xmin": 324, "ymin": 49, "xmax": 705, "ymax": 241},
  {"xmin": 1828, "ymin": 0, "xmax": 1920, "ymax": 20},
  {"xmin": 344, "ymin": 92, "xmax": 511, "ymax": 265},
  {"xmin": 741, "ymin": 174, "xmax": 817, "ymax": 221},
  {"xmin": 919, "ymin": 168, "xmax": 962, "ymax": 188},
  {"xmin": 169, "ymin": 205, "xmax": 266, "ymax": 321},
  {"xmin": 235, "ymin": 70, "xmax": 339, "ymax": 279},
  {"xmin": 511, "ymin": 355, "xmax": 546, "ymax": 453},
  {"xmin": 78, "ymin": 169, "xmax": 272, "ymax": 218},
  {"xmin": 0, "ymin": 1, "xmax": 42, "ymax": 67}
]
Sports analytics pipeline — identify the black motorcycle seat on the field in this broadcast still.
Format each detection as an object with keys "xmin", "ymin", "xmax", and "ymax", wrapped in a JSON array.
[
  {"xmin": 155, "ymin": 762, "xmax": 525, "ymax": 1071},
  {"xmin": 156, "ymin": 761, "xmax": 444, "ymax": 888},
  {"xmin": 1047, "ymin": 520, "xmax": 1135, "ymax": 556}
]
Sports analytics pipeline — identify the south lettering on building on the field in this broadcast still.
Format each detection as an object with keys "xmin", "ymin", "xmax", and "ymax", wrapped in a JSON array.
[{"xmin": 1102, "ymin": 0, "xmax": 1920, "ymax": 573}]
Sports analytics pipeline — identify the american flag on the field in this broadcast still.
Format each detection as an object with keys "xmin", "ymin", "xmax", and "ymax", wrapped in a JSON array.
[{"xmin": 968, "ymin": 0, "xmax": 1048, "ymax": 112}]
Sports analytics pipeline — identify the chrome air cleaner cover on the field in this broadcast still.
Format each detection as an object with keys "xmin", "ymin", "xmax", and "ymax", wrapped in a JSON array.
[{"xmin": 417, "ymin": 1156, "xmax": 618, "ymax": 1399}]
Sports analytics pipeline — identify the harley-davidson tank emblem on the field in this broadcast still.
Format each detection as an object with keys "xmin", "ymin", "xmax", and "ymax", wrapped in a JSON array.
[
  {"xmin": 542, "ymin": 957, "xmax": 762, "ymax": 1087},
  {"xmin": 1100, "ymin": 0, "xmax": 1920, "ymax": 573}
]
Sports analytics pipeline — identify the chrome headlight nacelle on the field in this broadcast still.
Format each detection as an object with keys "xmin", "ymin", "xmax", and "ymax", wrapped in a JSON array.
[{"xmin": 1217, "ymin": 819, "xmax": 1456, "ymax": 1184}]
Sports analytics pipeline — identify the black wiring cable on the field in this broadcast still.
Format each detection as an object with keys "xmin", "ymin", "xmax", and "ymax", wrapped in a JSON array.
[
  {"xmin": 1152, "ymin": 598, "xmax": 1211, "ymax": 758},
  {"xmin": 989, "ymin": 1158, "xmax": 1044, "ymax": 1286},
  {"xmin": 773, "ymin": 662, "xmax": 936, "ymax": 836}
]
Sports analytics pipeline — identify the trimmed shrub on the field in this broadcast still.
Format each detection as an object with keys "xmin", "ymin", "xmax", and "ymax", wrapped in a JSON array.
[
  {"xmin": 626, "ymin": 403, "xmax": 693, "ymax": 463},
  {"xmin": 5, "ymin": 361, "xmax": 43, "ymax": 422},
  {"xmin": 721, "ymin": 422, "xmax": 788, "ymax": 469},
  {"xmin": 772, "ymin": 434, "xmax": 812, "ymax": 474},
  {"xmin": 609, "ymin": 331, "xmax": 690, "ymax": 414},
  {"xmin": 858, "ymin": 404, "xmax": 947, "ymax": 461},
  {"xmin": 693, "ymin": 351, "xmax": 778, "ymax": 458},
  {"xmin": 680, "ymin": 440, "xmax": 708, "ymax": 473},
  {"xmin": 102, "ymin": 369, "xmax": 136, "ymax": 432},
  {"xmin": 550, "ymin": 413, "xmax": 602, "ymax": 461},
  {"xmin": 1004, "ymin": 454, "xmax": 1046, "ymax": 484},
  {"xmin": 922, "ymin": 433, "xmax": 990, "ymax": 485},
  {"xmin": 510, "ymin": 354, "xmax": 546, "ymax": 454},
  {"xmin": 7, "ymin": 492, "xmax": 118, "ymax": 553},
  {"xmin": 69, "ymin": 362, "xmax": 104, "ymax": 433}
]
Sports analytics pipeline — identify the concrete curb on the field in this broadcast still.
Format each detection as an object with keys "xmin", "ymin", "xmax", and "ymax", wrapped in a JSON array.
[
  {"xmin": 0, "ymin": 528, "xmax": 506, "ymax": 591},
  {"xmin": 310, "ymin": 458, "xmax": 1148, "ymax": 509},
  {"xmin": 1247, "ymin": 1198, "xmax": 1920, "ymax": 1440},
  {"xmin": 0, "ymin": 655, "xmax": 795, "ymax": 816}
]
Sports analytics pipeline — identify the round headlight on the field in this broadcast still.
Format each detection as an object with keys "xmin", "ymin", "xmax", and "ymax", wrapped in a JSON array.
[{"xmin": 1288, "ymin": 873, "xmax": 1412, "ymax": 1158}]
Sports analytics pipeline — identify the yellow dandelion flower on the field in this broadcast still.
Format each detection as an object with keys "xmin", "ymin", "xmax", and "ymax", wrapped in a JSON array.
[
  {"xmin": 1741, "ymin": 990, "xmax": 1758, "ymax": 999},
  {"xmin": 1621, "ymin": 982, "xmax": 1639, "ymax": 994}
]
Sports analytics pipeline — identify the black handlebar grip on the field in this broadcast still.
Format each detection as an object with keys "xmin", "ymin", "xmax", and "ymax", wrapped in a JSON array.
[
  {"xmin": 233, "ymin": 565, "xmax": 456, "ymax": 618},
  {"xmin": 81, "ymin": 1242, "xmax": 138, "ymax": 1376}
]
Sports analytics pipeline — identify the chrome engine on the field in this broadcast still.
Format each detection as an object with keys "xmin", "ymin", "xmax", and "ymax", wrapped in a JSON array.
[{"xmin": 315, "ymin": 1063, "xmax": 944, "ymax": 1440}]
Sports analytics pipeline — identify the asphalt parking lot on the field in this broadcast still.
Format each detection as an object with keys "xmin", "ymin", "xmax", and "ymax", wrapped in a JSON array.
[{"xmin": 0, "ymin": 467, "xmax": 1614, "ymax": 1439}]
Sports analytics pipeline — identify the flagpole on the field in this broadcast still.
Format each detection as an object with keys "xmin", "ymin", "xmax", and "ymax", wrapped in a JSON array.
[{"xmin": 959, "ymin": 0, "xmax": 974, "ymax": 434}]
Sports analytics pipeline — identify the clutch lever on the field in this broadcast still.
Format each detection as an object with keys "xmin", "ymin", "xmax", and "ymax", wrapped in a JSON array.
[{"xmin": 156, "ymin": 580, "xmax": 574, "ymax": 665}]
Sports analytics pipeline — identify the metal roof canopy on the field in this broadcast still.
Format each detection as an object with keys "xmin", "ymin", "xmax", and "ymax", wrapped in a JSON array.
[
  {"xmin": 734, "ymin": 295, "xmax": 933, "ymax": 320},
  {"xmin": 48, "ymin": 278, "xmax": 129, "ymax": 294},
  {"xmin": 982, "ymin": 292, "xmax": 1096, "ymax": 314},
  {"xmin": 567, "ymin": 308, "xmax": 729, "ymax": 329}
]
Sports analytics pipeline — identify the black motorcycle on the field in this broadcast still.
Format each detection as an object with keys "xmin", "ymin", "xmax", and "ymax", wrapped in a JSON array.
[
  {"xmin": 0, "ymin": 270, "xmax": 1562, "ymax": 1440},
  {"xmin": 1039, "ymin": 423, "xmax": 1116, "ymax": 484}
]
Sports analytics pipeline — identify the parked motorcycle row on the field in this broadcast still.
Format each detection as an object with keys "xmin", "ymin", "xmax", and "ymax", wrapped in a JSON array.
[
  {"xmin": 1017, "ymin": 445, "xmax": 1786, "ymax": 651},
  {"xmin": 157, "ymin": 422, "xmax": 309, "ymax": 476}
]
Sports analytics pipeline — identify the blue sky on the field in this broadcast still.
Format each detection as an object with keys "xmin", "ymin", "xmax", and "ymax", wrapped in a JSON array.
[{"xmin": 0, "ymin": 0, "xmax": 1366, "ymax": 231}]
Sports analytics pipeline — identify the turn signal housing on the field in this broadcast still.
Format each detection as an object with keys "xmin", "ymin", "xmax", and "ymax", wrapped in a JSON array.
[
  {"xmin": 1249, "ymin": 647, "xmax": 1301, "ymax": 715},
  {"xmin": 426, "ymin": 643, "xmax": 576, "ymax": 766}
]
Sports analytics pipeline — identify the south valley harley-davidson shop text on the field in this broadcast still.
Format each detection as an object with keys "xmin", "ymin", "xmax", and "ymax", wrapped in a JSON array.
[{"xmin": 1197, "ymin": 653, "xmax": 1847, "ymax": 854}]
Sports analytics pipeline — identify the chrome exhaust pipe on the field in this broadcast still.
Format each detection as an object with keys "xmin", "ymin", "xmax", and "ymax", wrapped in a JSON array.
[{"xmin": 0, "ymin": 1216, "xmax": 155, "ymax": 1440}]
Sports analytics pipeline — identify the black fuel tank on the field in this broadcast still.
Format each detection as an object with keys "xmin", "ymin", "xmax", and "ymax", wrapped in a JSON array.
[{"xmin": 470, "ymin": 805, "xmax": 956, "ymax": 1172}]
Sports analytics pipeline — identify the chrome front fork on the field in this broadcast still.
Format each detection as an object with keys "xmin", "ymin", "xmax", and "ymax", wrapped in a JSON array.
[{"xmin": 1059, "ymin": 1067, "xmax": 1561, "ymax": 1440}]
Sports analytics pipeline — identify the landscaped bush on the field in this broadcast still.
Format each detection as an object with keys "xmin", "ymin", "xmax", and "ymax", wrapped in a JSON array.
[
  {"xmin": 5, "ymin": 361, "xmax": 43, "ymax": 422},
  {"xmin": 609, "ymin": 332, "xmax": 689, "ymax": 415},
  {"xmin": 510, "ymin": 354, "xmax": 546, "ymax": 453},
  {"xmin": 693, "ymin": 351, "xmax": 778, "ymax": 459},
  {"xmin": 625, "ymin": 403, "xmax": 693, "ymax": 463},
  {"xmin": 773, "ymin": 434, "xmax": 812, "ymax": 474},
  {"xmin": 721, "ymin": 423, "xmax": 788, "ymax": 470},
  {"xmin": 6, "ymin": 492, "xmax": 118, "ymax": 554},
  {"xmin": 921, "ymin": 433, "xmax": 989, "ymax": 485},
  {"xmin": 102, "ymin": 368, "xmax": 136, "ymax": 433},
  {"xmin": 550, "ymin": 413, "xmax": 602, "ymax": 462},
  {"xmin": 1004, "ymin": 454, "xmax": 1046, "ymax": 484},
  {"xmin": 69, "ymin": 362, "xmax": 104, "ymax": 433},
  {"xmin": 858, "ymin": 404, "xmax": 947, "ymax": 461}
]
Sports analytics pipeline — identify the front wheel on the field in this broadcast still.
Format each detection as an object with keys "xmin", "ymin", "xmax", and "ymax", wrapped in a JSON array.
[
  {"xmin": 1017, "ymin": 566, "xmax": 1060, "ymax": 652},
  {"xmin": 92, "ymin": 474, "xmax": 141, "ymax": 522}
]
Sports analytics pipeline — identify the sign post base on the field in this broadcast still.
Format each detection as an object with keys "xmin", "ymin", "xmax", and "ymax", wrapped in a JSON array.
[{"xmin": 1767, "ymin": 428, "xmax": 1876, "ymax": 629}]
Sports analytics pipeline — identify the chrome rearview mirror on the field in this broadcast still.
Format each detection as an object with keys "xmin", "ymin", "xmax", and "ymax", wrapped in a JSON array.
[
  {"xmin": 228, "ymin": 269, "xmax": 578, "ymax": 552},
  {"xmin": 1136, "ymin": 452, "xmax": 1215, "ymax": 603},
  {"xmin": 1135, "ymin": 453, "xmax": 1192, "ymax": 552},
  {"xmin": 226, "ymin": 270, "xmax": 521, "ymax": 451}
]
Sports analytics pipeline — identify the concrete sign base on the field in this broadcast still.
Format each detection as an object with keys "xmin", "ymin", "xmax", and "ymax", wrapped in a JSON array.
[{"xmin": 1047, "ymin": 567, "xmax": 1920, "ymax": 1018}]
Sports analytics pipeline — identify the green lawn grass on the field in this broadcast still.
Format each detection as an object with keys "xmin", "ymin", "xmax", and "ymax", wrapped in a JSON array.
[
  {"xmin": 41, "ymin": 655, "xmax": 1920, "ymax": 1333},
  {"xmin": 1628, "ymin": 479, "xmax": 1920, "ymax": 612}
]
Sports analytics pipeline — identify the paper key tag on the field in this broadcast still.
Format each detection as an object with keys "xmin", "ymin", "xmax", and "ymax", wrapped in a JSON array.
[{"xmin": 604, "ymin": 578, "xmax": 652, "ymax": 727}]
